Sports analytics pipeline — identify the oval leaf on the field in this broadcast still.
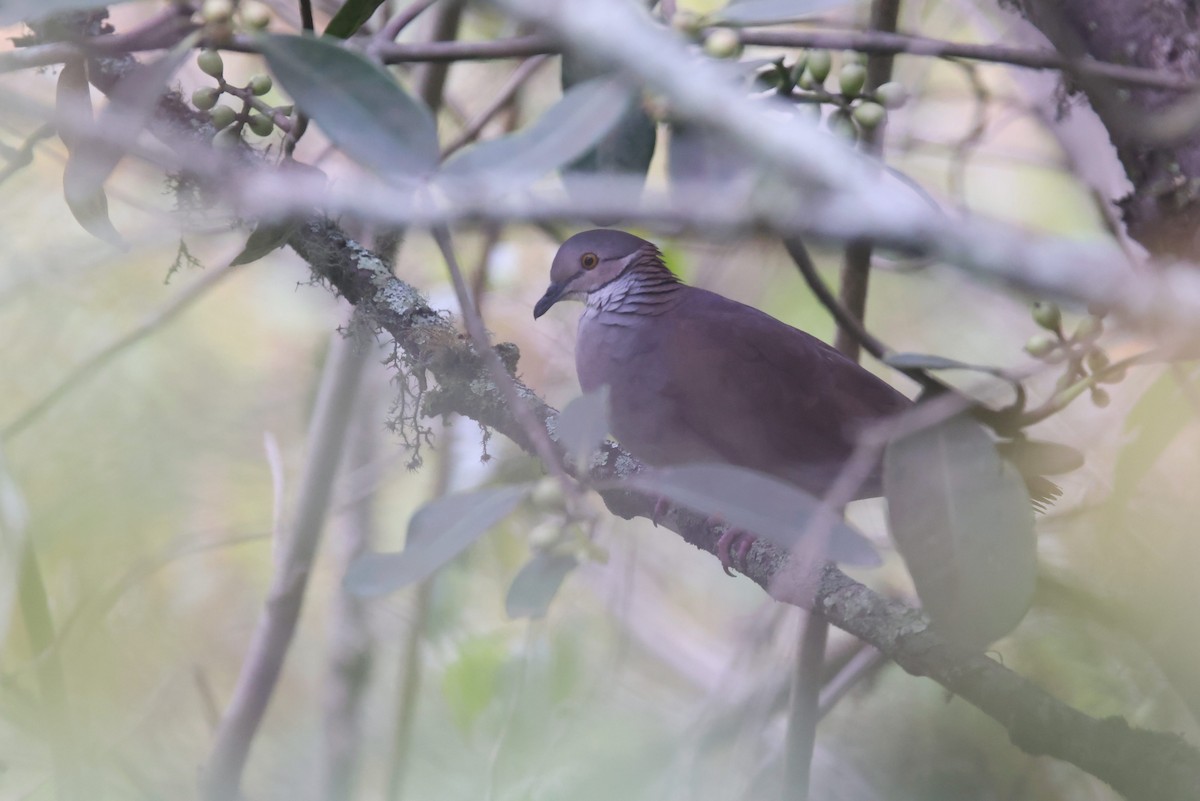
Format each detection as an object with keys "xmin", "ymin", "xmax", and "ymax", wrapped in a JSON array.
[
  {"xmin": 1111, "ymin": 369, "xmax": 1197, "ymax": 506},
  {"xmin": 55, "ymin": 59, "xmax": 124, "ymax": 246},
  {"xmin": 505, "ymin": 551, "xmax": 578, "ymax": 619},
  {"xmin": 714, "ymin": 0, "xmax": 857, "ymax": 25},
  {"xmin": 884, "ymin": 414, "xmax": 1036, "ymax": 648},
  {"xmin": 324, "ymin": 0, "xmax": 387, "ymax": 38},
  {"xmin": 618, "ymin": 463, "xmax": 880, "ymax": 567},
  {"xmin": 344, "ymin": 484, "xmax": 530, "ymax": 596},
  {"xmin": 437, "ymin": 78, "xmax": 635, "ymax": 191},
  {"xmin": 231, "ymin": 220, "xmax": 299, "ymax": 266},
  {"xmin": 555, "ymin": 387, "xmax": 610, "ymax": 471},
  {"xmin": 884, "ymin": 353, "xmax": 979, "ymax": 372},
  {"xmin": 259, "ymin": 33, "xmax": 438, "ymax": 179}
]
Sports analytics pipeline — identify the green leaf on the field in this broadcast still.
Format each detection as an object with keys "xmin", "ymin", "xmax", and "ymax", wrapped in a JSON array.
[
  {"xmin": 437, "ymin": 78, "xmax": 635, "ymax": 191},
  {"xmin": 323, "ymin": 0, "xmax": 387, "ymax": 38},
  {"xmin": 714, "ymin": 0, "xmax": 857, "ymax": 25},
  {"xmin": 259, "ymin": 33, "xmax": 438, "ymax": 179},
  {"xmin": 0, "ymin": 0, "xmax": 145, "ymax": 26},
  {"xmin": 559, "ymin": 55, "xmax": 657, "ymax": 209},
  {"xmin": 230, "ymin": 220, "xmax": 299, "ymax": 266},
  {"xmin": 55, "ymin": 37, "xmax": 194, "ymax": 246},
  {"xmin": 884, "ymin": 353, "xmax": 978, "ymax": 372},
  {"xmin": 55, "ymin": 59, "xmax": 124, "ymax": 247},
  {"xmin": 555, "ymin": 388, "xmax": 610, "ymax": 471},
  {"xmin": 441, "ymin": 634, "xmax": 507, "ymax": 731},
  {"xmin": 994, "ymin": 438, "xmax": 1083, "ymax": 478},
  {"xmin": 505, "ymin": 552, "xmax": 578, "ymax": 620},
  {"xmin": 617, "ymin": 463, "xmax": 880, "ymax": 566},
  {"xmin": 1111, "ymin": 368, "xmax": 1199, "ymax": 506},
  {"xmin": 344, "ymin": 484, "xmax": 530, "ymax": 596},
  {"xmin": 884, "ymin": 414, "xmax": 1036, "ymax": 648}
]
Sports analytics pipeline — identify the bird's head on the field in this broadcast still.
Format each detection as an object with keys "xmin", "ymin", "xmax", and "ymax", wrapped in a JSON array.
[{"xmin": 533, "ymin": 229, "xmax": 656, "ymax": 319}]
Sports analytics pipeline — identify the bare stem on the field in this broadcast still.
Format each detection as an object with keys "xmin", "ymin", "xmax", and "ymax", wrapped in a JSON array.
[{"xmin": 201, "ymin": 318, "xmax": 370, "ymax": 801}]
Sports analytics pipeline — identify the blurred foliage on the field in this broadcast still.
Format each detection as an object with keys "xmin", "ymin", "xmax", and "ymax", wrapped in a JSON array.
[{"xmin": 0, "ymin": 1, "xmax": 1196, "ymax": 800}]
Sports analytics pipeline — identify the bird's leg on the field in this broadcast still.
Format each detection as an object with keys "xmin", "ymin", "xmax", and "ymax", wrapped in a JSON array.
[
  {"xmin": 711, "ymin": 520, "xmax": 758, "ymax": 577},
  {"xmin": 651, "ymin": 496, "xmax": 670, "ymax": 527}
]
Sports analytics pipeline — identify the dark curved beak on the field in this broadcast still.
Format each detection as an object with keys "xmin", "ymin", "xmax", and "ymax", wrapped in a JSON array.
[{"xmin": 533, "ymin": 282, "xmax": 566, "ymax": 319}]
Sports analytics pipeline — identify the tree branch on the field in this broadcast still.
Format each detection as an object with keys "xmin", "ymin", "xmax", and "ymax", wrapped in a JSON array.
[{"xmin": 289, "ymin": 216, "xmax": 1200, "ymax": 801}]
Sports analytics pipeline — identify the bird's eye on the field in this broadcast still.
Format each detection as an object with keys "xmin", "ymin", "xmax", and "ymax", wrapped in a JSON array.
[{"xmin": 580, "ymin": 252, "xmax": 599, "ymax": 270}]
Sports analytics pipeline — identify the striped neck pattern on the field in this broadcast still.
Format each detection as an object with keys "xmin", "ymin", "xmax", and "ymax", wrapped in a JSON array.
[{"xmin": 583, "ymin": 245, "xmax": 682, "ymax": 321}]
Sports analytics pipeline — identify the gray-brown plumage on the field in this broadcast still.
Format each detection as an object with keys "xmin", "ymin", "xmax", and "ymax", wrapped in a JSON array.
[{"xmin": 534, "ymin": 229, "xmax": 911, "ymax": 572}]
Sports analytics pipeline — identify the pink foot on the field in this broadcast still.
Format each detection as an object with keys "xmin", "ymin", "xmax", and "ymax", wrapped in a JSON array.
[
  {"xmin": 651, "ymin": 496, "xmax": 670, "ymax": 527},
  {"xmin": 714, "ymin": 527, "xmax": 757, "ymax": 577}
]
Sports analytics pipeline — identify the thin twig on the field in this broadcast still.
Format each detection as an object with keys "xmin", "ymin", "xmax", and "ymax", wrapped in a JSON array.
[
  {"xmin": 1, "ymin": 259, "xmax": 241, "ymax": 443},
  {"xmin": 817, "ymin": 646, "xmax": 886, "ymax": 717},
  {"xmin": 733, "ymin": 27, "xmax": 1198, "ymax": 92},
  {"xmin": 441, "ymin": 54, "xmax": 549, "ymax": 157},
  {"xmin": 375, "ymin": 0, "xmax": 442, "ymax": 44},
  {"xmin": 430, "ymin": 226, "xmax": 570, "ymax": 483},
  {"xmin": 0, "ymin": 123, "xmax": 54, "ymax": 187},
  {"xmin": 201, "ymin": 317, "xmax": 370, "ymax": 801}
]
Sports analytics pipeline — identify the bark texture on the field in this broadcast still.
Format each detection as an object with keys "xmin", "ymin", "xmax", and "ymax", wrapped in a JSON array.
[{"xmin": 1008, "ymin": 0, "xmax": 1200, "ymax": 258}]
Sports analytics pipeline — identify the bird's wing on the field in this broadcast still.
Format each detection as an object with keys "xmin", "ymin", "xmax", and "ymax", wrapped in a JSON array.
[{"xmin": 661, "ymin": 287, "xmax": 910, "ymax": 495}]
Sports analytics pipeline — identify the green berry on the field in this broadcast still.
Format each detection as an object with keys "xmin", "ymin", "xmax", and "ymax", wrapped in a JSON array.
[
  {"xmin": 1086, "ymin": 349, "xmax": 1110, "ymax": 373},
  {"xmin": 827, "ymin": 109, "xmax": 857, "ymax": 141},
  {"xmin": 789, "ymin": 51, "xmax": 808, "ymax": 84},
  {"xmin": 1031, "ymin": 301, "xmax": 1062, "ymax": 331},
  {"xmin": 1090, "ymin": 387, "xmax": 1111, "ymax": 408},
  {"xmin": 1074, "ymin": 315, "xmax": 1103, "ymax": 341},
  {"xmin": 212, "ymin": 126, "xmax": 241, "ymax": 149},
  {"xmin": 670, "ymin": 10, "xmax": 705, "ymax": 38},
  {"xmin": 248, "ymin": 113, "xmax": 275, "ymax": 137},
  {"xmin": 797, "ymin": 70, "xmax": 815, "ymax": 90},
  {"xmin": 1024, "ymin": 333, "xmax": 1057, "ymax": 359},
  {"xmin": 1100, "ymin": 366, "xmax": 1127, "ymax": 384},
  {"xmin": 202, "ymin": 0, "xmax": 234, "ymax": 24},
  {"xmin": 191, "ymin": 86, "xmax": 220, "ymax": 111},
  {"xmin": 248, "ymin": 74, "xmax": 273, "ymax": 96},
  {"xmin": 240, "ymin": 0, "xmax": 271, "ymax": 29},
  {"xmin": 807, "ymin": 50, "xmax": 832, "ymax": 83},
  {"xmin": 839, "ymin": 63, "xmax": 867, "ymax": 96},
  {"xmin": 209, "ymin": 104, "xmax": 237, "ymax": 130},
  {"xmin": 197, "ymin": 49, "xmax": 224, "ymax": 78},
  {"xmin": 875, "ymin": 81, "xmax": 908, "ymax": 109},
  {"xmin": 530, "ymin": 477, "xmax": 564, "ymax": 511},
  {"xmin": 852, "ymin": 101, "xmax": 886, "ymax": 129},
  {"xmin": 702, "ymin": 28, "xmax": 742, "ymax": 59}
]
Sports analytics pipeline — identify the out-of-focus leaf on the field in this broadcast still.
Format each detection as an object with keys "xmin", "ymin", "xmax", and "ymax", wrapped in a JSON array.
[
  {"xmin": 1111, "ymin": 368, "xmax": 1199, "ymax": 505},
  {"xmin": 884, "ymin": 414, "xmax": 1036, "ymax": 648},
  {"xmin": 437, "ymin": 78, "xmax": 634, "ymax": 191},
  {"xmin": 994, "ymin": 438, "xmax": 1084, "ymax": 478},
  {"xmin": 230, "ymin": 220, "xmax": 299, "ymax": 266},
  {"xmin": 0, "ymin": 0, "xmax": 144, "ymax": 25},
  {"xmin": 344, "ymin": 484, "xmax": 531, "ymax": 596},
  {"xmin": 714, "ymin": 0, "xmax": 855, "ymax": 25},
  {"xmin": 885, "ymin": 353, "xmax": 978, "ymax": 372},
  {"xmin": 442, "ymin": 634, "xmax": 506, "ymax": 731},
  {"xmin": 0, "ymin": 452, "xmax": 30, "ymax": 651},
  {"xmin": 323, "ymin": 0, "xmax": 386, "ymax": 38},
  {"xmin": 505, "ymin": 551, "xmax": 578, "ymax": 619},
  {"xmin": 618, "ymin": 463, "xmax": 880, "ymax": 566},
  {"xmin": 259, "ymin": 33, "xmax": 438, "ymax": 179},
  {"xmin": 55, "ymin": 38, "xmax": 194, "ymax": 245},
  {"xmin": 55, "ymin": 59, "xmax": 124, "ymax": 246},
  {"xmin": 556, "ymin": 387, "xmax": 610, "ymax": 471},
  {"xmin": 667, "ymin": 122, "xmax": 749, "ymax": 190},
  {"xmin": 559, "ymin": 55, "xmax": 657, "ymax": 210}
]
